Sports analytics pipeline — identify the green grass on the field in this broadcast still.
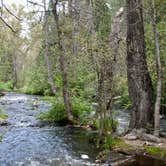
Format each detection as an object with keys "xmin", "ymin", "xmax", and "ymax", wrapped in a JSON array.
[
  {"xmin": 40, "ymin": 96, "xmax": 55, "ymax": 103},
  {"xmin": 112, "ymin": 138, "xmax": 129, "ymax": 148},
  {"xmin": 144, "ymin": 146, "xmax": 166, "ymax": 158},
  {"xmin": 0, "ymin": 81, "xmax": 13, "ymax": 91},
  {"xmin": 0, "ymin": 113, "xmax": 8, "ymax": 119},
  {"xmin": 0, "ymin": 109, "xmax": 8, "ymax": 119},
  {"xmin": 108, "ymin": 137, "xmax": 134, "ymax": 152}
]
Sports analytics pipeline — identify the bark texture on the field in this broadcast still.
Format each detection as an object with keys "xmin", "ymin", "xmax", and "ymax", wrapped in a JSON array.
[
  {"xmin": 126, "ymin": 0, "xmax": 153, "ymax": 129},
  {"xmin": 96, "ymin": 7, "xmax": 124, "ymax": 136},
  {"xmin": 51, "ymin": 0, "xmax": 73, "ymax": 121}
]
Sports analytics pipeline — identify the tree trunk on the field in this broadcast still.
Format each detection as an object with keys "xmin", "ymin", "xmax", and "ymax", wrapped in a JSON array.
[
  {"xmin": 68, "ymin": 0, "xmax": 72, "ymax": 16},
  {"xmin": 126, "ymin": 0, "xmax": 154, "ymax": 129},
  {"xmin": 95, "ymin": 5, "xmax": 124, "ymax": 136},
  {"xmin": 51, "ymin": 0, "xmax": 73, "ymax": 122},
  {"xmin": 150, "ymin": 0, "xmax": 162, "ymax": 137},
  {"xmin": 12, "ymin": 54, "xmax": 17, "ymax": 90},
  {"xmin": 43, "ymin": 0, "xmax": 57, "ymax": 94}
]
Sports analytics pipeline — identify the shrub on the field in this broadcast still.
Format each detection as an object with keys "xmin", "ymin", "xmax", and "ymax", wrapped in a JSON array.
[
  {"xmin": 38, "ymin": 97, "xmax": 93, "ymax": 124},
  {"xmin": 71, "ymin": 97, "xmax": 92, "ymax": 118},
  {"xmin": 37, "ymin": 99, "xmax": 67, "ymax": 123},
  {"xmin": 115, "ymin": 94, "xmax": 131, "ymax": 109},
  {"xmin": 0, "ymin": 81, "xmax": 13, "ymax": 91}
]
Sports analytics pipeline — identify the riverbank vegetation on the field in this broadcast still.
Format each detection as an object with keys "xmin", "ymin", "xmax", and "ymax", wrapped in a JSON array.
[
  {"xmin": 0, "ymin": 110, "xmax": 8, "ymax": 119},
  {"xmin": 0, "ymin": 0, "xmax": 165, "ymax": 163}
]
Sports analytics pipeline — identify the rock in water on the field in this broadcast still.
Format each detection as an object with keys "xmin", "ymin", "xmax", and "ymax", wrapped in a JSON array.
[
  {"xmin": 33, "ymin": 98, "xmax": 39, "ymax": 107},
  {"xmin": 124, "ymin": 134, "xmax": 137, "ymax": 140},
  {"xmin": 81, "ymin": 154, "xmax": 89, "ymax": 159},
  {"xmin": 0, "ymin": 92, "xmax": 5, "ymax": 97},
  {"xmin": 0, "ymin": 119, "xmax": 8, "ymax": 126}
]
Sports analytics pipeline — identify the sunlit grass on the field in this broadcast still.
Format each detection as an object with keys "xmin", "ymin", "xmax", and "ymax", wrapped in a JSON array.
[{"xmin": 144, "ymin": 146, "xmax": 166, "ymax": 157}]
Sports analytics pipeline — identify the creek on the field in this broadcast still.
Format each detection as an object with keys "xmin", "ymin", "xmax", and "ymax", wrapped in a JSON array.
[{"xmin": 0, "ymin": 92, "xmax": 165, "ymax": 166}]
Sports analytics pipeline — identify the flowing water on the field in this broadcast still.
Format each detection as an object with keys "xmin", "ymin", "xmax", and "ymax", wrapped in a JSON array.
[
  {"xmin": 0, "ymin": 93, "xmax": 101, "ymax": 166},
  {"xmin": 115, "ymin": 107, "xmax": 166, "ymax": 134},
  {"xmin": 0, "ymin": 93, "xmax": 166, "ymax": 166}
]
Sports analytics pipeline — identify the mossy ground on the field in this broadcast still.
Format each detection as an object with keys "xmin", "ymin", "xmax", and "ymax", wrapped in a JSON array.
[
  {"xmin": 111, "ymin": 137, "xmax": 166, "ymax": 161},
  {"xmin": 144, "ymin": 146, "xmax": 166, "ymax": 159},
  {"xmin": 112, "ymin": 137, "xmax": 133, "ymax": 150}
]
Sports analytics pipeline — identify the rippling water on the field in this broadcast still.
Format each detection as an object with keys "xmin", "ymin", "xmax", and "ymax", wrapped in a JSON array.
[{"xmin": 0, "ymin": 93, "xmax": 100, "ymax": 166}]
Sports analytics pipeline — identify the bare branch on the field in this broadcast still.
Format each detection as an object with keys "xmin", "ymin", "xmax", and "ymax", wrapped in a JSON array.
[
  {"xmin": 0, "ymin": 16, "xmax": 16, "ymax": 33},
  {"xmin": 3, "ymin": 4, "xmax": 22, "ymax": 21},
  {"xmin": 27, "ymin": 1, "xmax": 44, "ymax": 8}
]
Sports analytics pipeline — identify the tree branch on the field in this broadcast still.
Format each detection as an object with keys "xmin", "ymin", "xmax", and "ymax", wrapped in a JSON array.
[
  {"xmin": 3, "ymin": 4, "xmax": 22, "ymax": 21},
  {"xmin": 0, "ymin": 16, "xmax": 16, "ymax": 33},
  {"xmin": 27, "ymin": 0, "xmax": 44, "ymax": 8}
]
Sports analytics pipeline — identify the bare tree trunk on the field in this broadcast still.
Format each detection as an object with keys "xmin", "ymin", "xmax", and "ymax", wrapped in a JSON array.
[
  {"xmin": 12, "ymin": 54, "xmax": 17, "ymax": 90},
  {"xmin": 150, "ymin": 0, "xmax": 162, "ymax": 137},
  {"xmin": 126, "ymin": 0, "xmax": 154, "ymax": 129},
  {"xmin": 43, "ymin": 0, "xmax": 57, "ymax": 94},
  {"xmin": 68, "ymin": 0, "xmax": 79, "ymax": 56},
  {"xmin": 51, "ymin": 0, "xmax": 73, "ymax": 122}
]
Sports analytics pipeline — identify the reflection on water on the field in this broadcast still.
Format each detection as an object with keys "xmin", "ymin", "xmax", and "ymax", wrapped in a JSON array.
[{"xmin": 126, "ymin": 155, "xmax": 166, "ymax": 166}]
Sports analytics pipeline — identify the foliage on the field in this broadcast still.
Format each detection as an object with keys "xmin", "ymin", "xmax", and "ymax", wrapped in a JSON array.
[
  {"xmin": 102, "ymin": 134, "xmax": 114, "ymax": 149},
  {"xmin": 20, "ymin": 54, "xmax": 51, "ymax": 95},
  {"xmin": 38, "ymin": 97, "xmax": 93, "ymax": 124},
  {"xmin": 93, "ymin": 117, "xmax": 116, "ymax": 131},
  {"xmin": 115, "ymin": 95, "xmax": 131, "ymax": 109},
  {"xmin": 40, "ymin": 96, "xmax": 55, "ymax": 103},
  {"xmin": 144, "ymin": 0, "xmax": 166, "ymax": 108},
  {"xmin": 37, "ymin": 99, "xmax": 67, "ymax": 123},
  {"xmin": 71, "ymin": 97, "xmax": 92, "ymax": 118},
  {"xmin": 0, "ymin": 81, "xmax": 13, "ymax": 91},
  {"xmin": 94, "ymin": 116, "xmax": 118, "ymax": 149},
  {"xmin": 93, "ymin": 0, "xmax": 112, "ymax": 40}
]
